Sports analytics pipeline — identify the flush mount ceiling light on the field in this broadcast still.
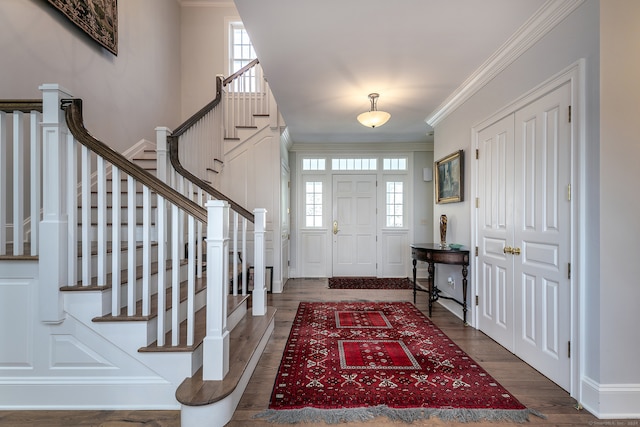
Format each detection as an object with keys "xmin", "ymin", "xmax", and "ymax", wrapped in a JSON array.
[{"xmin": 357, "ymin": 93, "xmax": 391, "ymax": 128}]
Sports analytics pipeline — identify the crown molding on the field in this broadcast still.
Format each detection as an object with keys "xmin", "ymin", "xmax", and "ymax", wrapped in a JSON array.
[
  {"xmin": 290, "ymin": 141, "xmax": 434, "ymax": 153},
  {"xmin": 425, "ymin": 0, "xmax": 585, "ymax": 127},
  {"xmin": 179, "ymin": 0, "xmax": 235, "ymax": 8}
]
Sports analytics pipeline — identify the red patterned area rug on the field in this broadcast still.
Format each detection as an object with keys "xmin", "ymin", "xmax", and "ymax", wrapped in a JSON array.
[
  {"xmin": 257, "ymin": 302, "xmax": 544, "ymax": 424},
  {"xmin": 328, "ymin": 277, "xmax": 413, "ymax": 290}
]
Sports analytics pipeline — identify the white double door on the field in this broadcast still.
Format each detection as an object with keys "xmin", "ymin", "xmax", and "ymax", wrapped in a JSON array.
[
  {"xmin": 332, "ymin": 175, "xmax": 377, "ymax": 277},
  {"xmin": 476, "ymin": 83, "xmax": 572, "ymax": 390}
]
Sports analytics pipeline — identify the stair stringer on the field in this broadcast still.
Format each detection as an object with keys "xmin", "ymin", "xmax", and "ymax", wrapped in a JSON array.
[{"xmin": 62, "ymin": 285, "xmax": 205, "ymax": 380}]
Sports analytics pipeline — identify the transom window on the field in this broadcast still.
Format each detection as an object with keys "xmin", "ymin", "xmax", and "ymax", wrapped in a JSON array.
[
  {"xmin": 302, "ymin": 158, "xmax": 326, "ymax": 171},
  {"xmin": 331, "ymin": 158, "xmax": 377, "ymax": 171},
  {"xmin": 383, "ymin": 158, "xmax": 407, "ymax": 171}
]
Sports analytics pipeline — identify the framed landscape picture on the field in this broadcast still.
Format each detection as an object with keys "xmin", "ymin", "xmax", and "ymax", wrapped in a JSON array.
[{"xmin": 435, "ymin": 150, "xmax": 464, "ymax": 204}]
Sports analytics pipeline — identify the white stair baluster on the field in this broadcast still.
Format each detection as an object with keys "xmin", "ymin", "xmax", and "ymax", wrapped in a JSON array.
[
  {"xmin": 232, "ymin": 211, "xmax": 239, "ymax": 295},
  {"xmin": 127, "ymin": 176, "xmax": 136, "ymax": 315},
  {"xmin": 156, "ymin": 196, "xmax": 166, "ymax": 346},
  {"xmin": 197, "ymin": 188, "xmax": 203, "ymax": 279},
  {"xmin": 0, "ymin": 111, "xmax": 6, "ymax": 255},
  {"xmin": 97, "ymin": 156, "xmax": 107, "ymax": 287},
  {"xmin": 187, "ymin": 215, "xmax": 195, "ymax": 347},
  {"xmin": 81, "ymin": 146, "xmax": 91, "ymax": 286},
  {"xmin": 242, "ymin": 217, "xmax": 247, "ymax": 296},
  {"xmin": 12, "ymin": 111, "xmax": 24, "ymax": 255},
  {"xmin": 171, "ymin": 203, "xmax": 180, "ymax": 346},
  {"xmin": 142, "ymin": 185, "xmax": 151, "ymax": 316},
  {"xmin": 111, "ymin": 166, "xmax": 121, "ymax": 316},
  {"xmin": 30, "ymin": 111, "xmax": 42, "ymax": 255},
  {"xmin": 66, "ymin": 130, "xmax": 76, "ymax": 286}
]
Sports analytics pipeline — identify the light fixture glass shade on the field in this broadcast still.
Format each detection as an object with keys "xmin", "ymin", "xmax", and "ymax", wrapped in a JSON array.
[
  {"xmin": 357, "ymin": 110, "xmax": 391, "ymax": 128},
  {"xmin": 357, "ymin": 93, "xmax": 391, "ymax": 128}
]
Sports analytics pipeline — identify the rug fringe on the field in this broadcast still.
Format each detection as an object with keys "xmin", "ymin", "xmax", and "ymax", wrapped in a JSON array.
[{"xmin": 254, "ymin": 405, "xmax": 546, "ymax": 424}]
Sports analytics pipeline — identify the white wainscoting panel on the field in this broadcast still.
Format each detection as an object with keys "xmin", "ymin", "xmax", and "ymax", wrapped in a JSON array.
[
  {"xmin": 300, "ymin": 231, "xmax": 328, "ymax": 277},
  {"xmin": 380, "ymin": 231, "xmax": 409, "ymax": 277}
]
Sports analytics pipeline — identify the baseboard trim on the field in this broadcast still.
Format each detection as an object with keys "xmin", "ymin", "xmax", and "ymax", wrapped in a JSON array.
[{"xmin": 580, "ymin": 376, "xmax": 640, "ymax": 418}]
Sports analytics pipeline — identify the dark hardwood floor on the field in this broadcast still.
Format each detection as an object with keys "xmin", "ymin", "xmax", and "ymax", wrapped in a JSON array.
[{"xmin": 0, "ymin": 278, "xmax": 632, "ymax": 426}]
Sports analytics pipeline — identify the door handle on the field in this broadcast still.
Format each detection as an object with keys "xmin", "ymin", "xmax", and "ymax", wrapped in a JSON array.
[
  {"xmin": 333, "ymin": 220, "xmax": 339, "ymax": 235},
  {"xmin": 512, "ymin": 247, "xmax": 521, "ymax": 255},
  {"xmin": 503, "ymin": 246, "xmax": 513, "ymax": 254}
]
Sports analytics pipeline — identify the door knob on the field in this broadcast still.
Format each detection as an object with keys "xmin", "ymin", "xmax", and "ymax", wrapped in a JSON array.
[
  {"xmin": 503, "ymin": 246, "xmax": 513, "ymax": 254},
  {"xmin": 333, "ymin": 220, "xmax": 339, "ymax": 235},
  {"xmin": 512, "ymin": 247, "xmax": 521, "ymax": 255}
]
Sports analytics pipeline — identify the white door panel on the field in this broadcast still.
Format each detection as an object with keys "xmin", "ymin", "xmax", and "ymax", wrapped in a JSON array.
[
  {"xmin": 513, "ymin": 83, "xmax": 571, "ymax": 390},
  {"xmin": 332, "ymin": 175, "xmax": 377, "ymax": 276},
  {"xmin": 477, "ymin": 115, "xmax": 515, "ymax": 348}
]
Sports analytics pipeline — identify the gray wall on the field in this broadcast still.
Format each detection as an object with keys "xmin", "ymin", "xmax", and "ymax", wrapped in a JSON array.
[
  {"xmin": 599, "ymin": 0, "xmax": 640, "ymax": 397},
  {"xmin": 0, "ymin": 0, "xmax": 182, "ymax": 153},
  {"xmin": 432, "ymin": 0, "xmax": 640, "ymax": 416},
  {"xmin": 180, "ymin": 3, "xmax": 239, "ymax": 119}
]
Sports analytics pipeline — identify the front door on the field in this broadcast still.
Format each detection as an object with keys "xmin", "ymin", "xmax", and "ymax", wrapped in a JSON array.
[{"xmin": 332, "ymin": 175, "xmax": 377, "ymax": 276}]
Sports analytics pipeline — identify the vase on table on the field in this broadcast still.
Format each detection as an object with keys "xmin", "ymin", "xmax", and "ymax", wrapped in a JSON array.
[{"xmin": 439, "ymin": 214, "xmax": 447, "ymax": 248}]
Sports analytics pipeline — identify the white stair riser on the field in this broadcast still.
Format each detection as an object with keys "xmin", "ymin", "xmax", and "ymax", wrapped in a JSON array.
[
  {"xmin": 77, "ymin": 225, "xmax": 159, "ymax": 242},
  {"xmin": 75, "ymin": 243, "xmax": 159, "ymax": 278},
  {"xmin": 89, "ymin": 191, "xmax": 156, "ymax": 206},
  {"xmin": 147, "ymin": 286, "xmax": 208, "ymax": 346},
  {"xmin": 77, "ymin": 205, "xmax": 158, "ymax": 224},
  {"xmin": 83, "ymin": 261, "xmax": 189, "ymax": 316}
]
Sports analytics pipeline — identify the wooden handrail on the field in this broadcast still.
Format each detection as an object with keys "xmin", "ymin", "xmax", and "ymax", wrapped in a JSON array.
[
  {"xmin": 168, "ymin": 135, "xmax": 255, "ymax": 222},
  {"xmin": 61, "ymin": 98, "xmax": 207, "ymax": 224},
  {"xmin": 166, "ymin": 72, "xmax": 256, "ymax": 223},
  {"xmin": 223, "ymin": 58, "xmax": 259, "ymax": 87},
  {"xmin": 0, "ymin": 100, "xmax": 43, "ymax": 113},
  {"xmin": 172, "ymin": 77, "xmax": 223, "ymax": 138}
]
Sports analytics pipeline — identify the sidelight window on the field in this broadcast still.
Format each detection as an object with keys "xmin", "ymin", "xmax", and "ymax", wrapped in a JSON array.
[
  {"xmin": 386, "ymin": 182, "xmax": 404, "ymax": 227},
  {"xmin": 305, "ymin": 181, "xmax": 323, "ymax": 227}
]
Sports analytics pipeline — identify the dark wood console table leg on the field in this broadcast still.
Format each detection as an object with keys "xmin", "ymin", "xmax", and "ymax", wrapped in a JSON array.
[
  {"xmin": 462, "ymin": 264, "xmax": 468, "ymax": 324},
  {"xmin": 427, "ymin": 261, "xmax": 435, "ymax": 317},
  {"xmin": 412, "ymin": 258, "xmax": 417, "ymax": 303}
]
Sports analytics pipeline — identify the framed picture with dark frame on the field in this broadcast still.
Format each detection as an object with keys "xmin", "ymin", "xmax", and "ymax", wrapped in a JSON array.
[
  {"xmin": 47, "ymin": 0, "xmax": 118, "ymax": 55},
  {"xmin": 435, "ymin": 150, "xmax": 464, "ymax": 204}
]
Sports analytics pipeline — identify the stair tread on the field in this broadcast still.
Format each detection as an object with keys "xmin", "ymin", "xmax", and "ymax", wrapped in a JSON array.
[
  {"xmin": 175, "ymin": 306, "xmax": 276, "ymax": 406},
  {"xmin": 138, "ymin": 294, "xmax": 252, "ymax": 353},
  {"xmin": 0, "ymin": 243, "xmax": 38, "ymax": 260}
]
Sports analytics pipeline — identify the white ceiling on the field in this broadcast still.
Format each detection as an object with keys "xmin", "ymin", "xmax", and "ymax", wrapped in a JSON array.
[{"xmin": 231, "ymin": 0, "xmax": 547, "ymax": 144}]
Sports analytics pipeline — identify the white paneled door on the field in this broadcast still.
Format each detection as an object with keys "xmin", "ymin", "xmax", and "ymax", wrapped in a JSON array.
[
  {"xmin": 332, "ymin": 175, "xmax": 377, "ymax": 276},
  {"xmin": 477, "ymin": 82, "xmax": 572, "ymax": 391},
  {"xmin": 477, "ymin": 115, "xmax": 516, "ymax": 351}
]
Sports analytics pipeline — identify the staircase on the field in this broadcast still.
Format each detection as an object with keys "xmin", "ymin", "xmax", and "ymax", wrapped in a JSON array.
[{"xmin": 0, "ymin": 60, "xmax": 279, "ymax": 427}]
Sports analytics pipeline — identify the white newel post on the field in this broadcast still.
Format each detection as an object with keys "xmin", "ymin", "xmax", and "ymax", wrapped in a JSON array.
[
  {"xmin": 203, "ymin": 200, "xmax": 230, "ymax": 380},
  {"xmin": 252, "ymin": 208, "xmax": 267, "ymax": 316},
  {"xmin": 38, "ymin": 84, "xmax": 73, "ymax": 324},
  {"xmin": 155, "ymin": 127, "xmax": 170, "ymax": 184}
]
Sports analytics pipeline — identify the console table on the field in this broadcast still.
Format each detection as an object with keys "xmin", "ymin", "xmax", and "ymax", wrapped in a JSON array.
[{"xmin": 410, "ymin": 243, "xmax": 470, "ymax": 324}]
